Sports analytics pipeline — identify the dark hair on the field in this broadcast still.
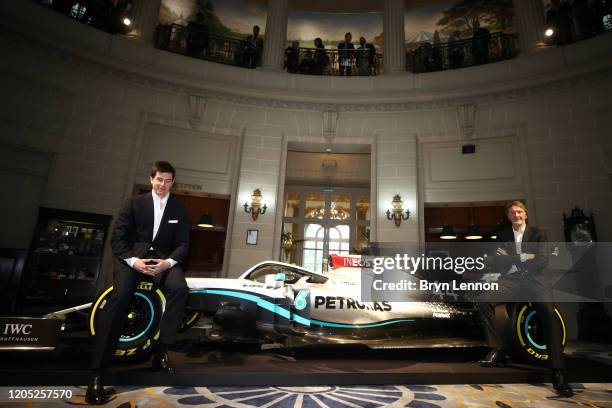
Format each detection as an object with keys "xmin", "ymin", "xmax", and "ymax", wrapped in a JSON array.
[
  {"xmin": 505, "ymin": 200, "xmax": 527, "ymax": 215},
  {"xmin": 345, "ymin": 32, "xmax": 352, "ymax": 38},
  {"xmin": 254, "ymin": 25, "xmax": 260, "ymax": 31},
  {"xmin": 150, "ymin": 161, "xmax": 176, "ymax": 180}
]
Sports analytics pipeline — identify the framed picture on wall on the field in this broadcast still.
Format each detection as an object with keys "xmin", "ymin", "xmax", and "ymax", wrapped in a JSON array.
[{"xmin": 246, "ymin": 229, "xmax": 258, "ymax": 245}]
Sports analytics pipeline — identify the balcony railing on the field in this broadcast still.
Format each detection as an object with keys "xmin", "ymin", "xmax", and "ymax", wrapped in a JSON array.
[
  {"xmin": 155, "ymin": 23, "xmax": 384, "ymax": 75},
  {"xmin": 285, "ymin": 47, "xmax": 383, "ymax": 76},
  {"xmin": 154, "ymin": 24, "xmax": 260, "ymax": 68},
  {"xmin": 406, "ymin": 32, "xmax": 518, "ymax": 73}
]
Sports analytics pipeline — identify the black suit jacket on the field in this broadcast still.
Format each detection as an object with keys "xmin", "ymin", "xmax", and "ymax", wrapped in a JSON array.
[
  {"xmin": 338, "ymin": 41, "xmax": 355, "ymax": 62},
  {"xmin": 495, "ymin": 225, "xmax": 549, "ymax": 276},
  {"xmin": 110, "ymin": 192, "xmax": 190, "ymax": 264}
]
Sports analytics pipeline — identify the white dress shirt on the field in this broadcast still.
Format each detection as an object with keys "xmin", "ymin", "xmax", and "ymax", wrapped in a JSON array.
[
  {"xmin": 151, "ymin": 191, "xmax": 169, "ymax": 241},
  {"xmin": 125, "ymin": 191, "xmax": 177, "ymax": 268}
]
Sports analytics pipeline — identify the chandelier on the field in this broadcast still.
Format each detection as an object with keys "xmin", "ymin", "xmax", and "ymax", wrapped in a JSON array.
[{"xmin": 305, "ymin": 203, "xmax": 349, "ymax": 220}]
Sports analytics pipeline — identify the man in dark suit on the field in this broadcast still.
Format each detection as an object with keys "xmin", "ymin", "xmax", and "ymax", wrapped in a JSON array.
[
  {"xmin": 478, "ymin": 201, "xmax": 573, "ymax": 397},
  {"xmin": 338, "ymin": 32, "xmax": 355, "ymax": 76},
  {"xmin": 356, "ymin": 36, "xmax": 376, "ymax": 76},
  {"xmin": 86, "ymin": 161, "xmax": 190, "ymax": 404}
]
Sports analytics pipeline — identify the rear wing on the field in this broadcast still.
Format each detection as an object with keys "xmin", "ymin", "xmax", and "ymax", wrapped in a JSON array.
[{"xmin": 328, "ymin": 254, "xmax": 373, "ymax": 273}]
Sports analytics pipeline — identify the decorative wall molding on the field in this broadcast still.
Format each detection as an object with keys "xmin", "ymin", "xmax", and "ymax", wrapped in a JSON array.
[
  {"xmin": 188, "ymin": 94, "xmax": 207, "ymax": 130},
  {"xmin": 3, "ymin": 24, "xmax": 612, "ymax": 113},
  {"xmin": 456, "ymin": 102, "xmax": 477, "ymax": 140},
  {"xmin": 322, "ymin": 110, "xmax": 338, "ymax": 140}
]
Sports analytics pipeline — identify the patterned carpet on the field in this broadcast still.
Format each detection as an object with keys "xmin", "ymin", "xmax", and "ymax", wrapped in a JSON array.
[
  {"xmin": 0, "ymin": 343, "xmax": 610, "ymax": 407},
  {"xmin": 1, "ymin": 383, "xmax": 610, "ymax": 407}
]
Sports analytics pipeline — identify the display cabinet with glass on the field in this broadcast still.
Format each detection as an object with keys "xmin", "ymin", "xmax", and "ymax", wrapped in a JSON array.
[{"xmin": 20, "ymin": 207, "xmax": 111, "ymax": 307}]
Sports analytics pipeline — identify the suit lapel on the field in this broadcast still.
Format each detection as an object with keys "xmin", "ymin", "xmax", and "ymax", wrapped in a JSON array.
[
  {"xmin": 523, "ymin": 226, "xmax": 534, "ymax": 242},
  {"xmin": 144, "ymin": 193, "xmax": 154, "ymax": 241}
]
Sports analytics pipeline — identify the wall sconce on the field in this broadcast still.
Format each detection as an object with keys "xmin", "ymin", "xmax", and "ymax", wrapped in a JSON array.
[
  {"xmin": 386, "ymin": 194, "xmax": 410, "ymax": 227},
  {"xmin": 244, "ymin": 189, "xmax": 267, "ymax": 221}
]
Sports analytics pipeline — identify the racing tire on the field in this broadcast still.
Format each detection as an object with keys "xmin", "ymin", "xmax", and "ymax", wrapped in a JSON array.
[
  {"xmin": 498, "ymin": 303, "xmax": 567, "ymax": 365},
  {"xmin": 89, "ymin": 281, "xmax": 166, "ymax": 361}
]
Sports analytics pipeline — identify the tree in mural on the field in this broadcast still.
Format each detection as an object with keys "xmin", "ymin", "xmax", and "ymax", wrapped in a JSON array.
[
  {"xmin": 192, "ymin": 0, "xmax": 231, "ymax": 35},
  {"xmin": 437, "ymin": 0, "xmax": 513, "ymax": 34},
  {"xmin": 159, "ymin": 2, "xmax": 181, "ymax": 25}
]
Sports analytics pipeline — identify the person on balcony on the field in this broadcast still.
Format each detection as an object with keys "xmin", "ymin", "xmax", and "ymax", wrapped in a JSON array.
[
  {"xmin": 546, "ymin": 0, "xmax": 574, "ymax": 46},
  {"xmin": 186, "ymin": 12, "xmax": 210, "ymax": 58},
  {"xmin": 242, "ymin": 25, "xmax": 263, "ymax": 69},
  {"xmin": 285, "ymin": 40, "xmax": 300, "ymax": 74},
  {"xmin": 447, "ymin": 31, "xmax": 464, "ymax": 69},
  {"xmin": 356, "ymin": 36, "xmax": 376, "ymax": 76},
  {"xmin": 312, "ymin": 37, "xmax": 329, "ymax": 75},
  {"xmin": 338, "ymin": 32, "xmax": 355, "ymax": 76},
  {"xmin": 471, "ymin": 19, "xmax": 490, "ymax": 65},
  {"xmin": 300, "ymin": 50, "xmax": 315, "ymax": 74}
]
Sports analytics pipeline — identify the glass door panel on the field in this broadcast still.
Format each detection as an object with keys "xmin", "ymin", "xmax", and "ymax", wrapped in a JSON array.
[
  {"xmin": 284, "ymin": 193, "xmax": 300, "ymax": 218},
  {"xmin": 330, "ymin": 194, "xmax": 351, "ymax": 220},
  {"xmin": 356, "ymin": 196, "xmax": 370, "ymax": 221},
  {"xmin": 303, "ymin": 223, "xmax": 325, "ymax": 272},
  {"xmin": 304, "ymin": 193, "xmax": 325, "ymax": 219},
  {"xmin": 328, "ymin": 225, "xmax": 350, "ymax": 256}
]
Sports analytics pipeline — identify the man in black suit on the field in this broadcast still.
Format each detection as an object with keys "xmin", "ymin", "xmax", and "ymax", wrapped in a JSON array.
[
  {"xmin": 478, "ymin": 201, "xmax": 573, "ymax": 397},
  {"xmin": 86, "ymin": 161, "xmax": 190, "ymax": 404},
  {"xmin": 338, "ymin": 32, "xmax": 355, "ymax": 76},
  {"xmin": 356, "ymin": 36, "xmax": 376, "ymax": 76}
]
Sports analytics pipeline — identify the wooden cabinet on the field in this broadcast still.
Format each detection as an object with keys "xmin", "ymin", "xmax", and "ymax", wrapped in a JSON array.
[{"xmin": 20, "ymin": 207, "xmax": 111, "ymax": 307}]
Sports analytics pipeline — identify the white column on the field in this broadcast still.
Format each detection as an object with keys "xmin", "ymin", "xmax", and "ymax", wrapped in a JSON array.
[
  {"xmin": 261, "ymin": 0, "xmax": 288, "ymax": 70},
  {"xmin": 512, "ymin": 0, "xmax": 546, "ymax": 53},
  {"xmin": 383, "ymin": 0, "xmax": 405, "ymax": 74},
  {"xmin": 127, "ymin": 0, "xmax": 161, "ymax": 43}
]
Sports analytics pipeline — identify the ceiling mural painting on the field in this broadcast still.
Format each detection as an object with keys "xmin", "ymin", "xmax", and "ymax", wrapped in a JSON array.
[
  {"xmin": 158, "ymin": 0, "xmax": 514, "ymax": 45},
  {"xmin": 159, "ymin": 0, "xmax": 267, "ymax": 36}
]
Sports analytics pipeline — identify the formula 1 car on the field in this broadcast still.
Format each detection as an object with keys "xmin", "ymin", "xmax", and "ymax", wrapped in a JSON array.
[{"xmin": 87, "ymin": 254, "xmax": 567, "ymax": 364}]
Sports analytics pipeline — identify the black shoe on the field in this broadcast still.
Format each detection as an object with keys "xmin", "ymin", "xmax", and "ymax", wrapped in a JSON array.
[
  {"xmin": 479, "ymin": 349, "xmax": 507, "ymax": 367},
  {"xmin": 552, "ymin": 369, "xmax": 573, "ymax": 397},
  {"xmin": 85, "ymin": 375, "xmax": 107, "ymax": 405},
  {"xmin": 152, "ymin": 351, "xmax": 175, "ymax": 373}
]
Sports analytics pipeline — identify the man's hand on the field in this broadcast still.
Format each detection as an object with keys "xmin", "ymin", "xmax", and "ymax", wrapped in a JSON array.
[
  {"xmin": 521, "ymin": 253, "xmax": 535, "ymax": 261},
  {"xmin": 496, "ymin": 247, "xmax": 508, "ymax": 256},
  {"xmin": 133, "ymin": 259, "xmax": 157, "ymax": 276},
  {"xmin": 147, "ymin": 259, "xmax": 171, "ymax": 274}
]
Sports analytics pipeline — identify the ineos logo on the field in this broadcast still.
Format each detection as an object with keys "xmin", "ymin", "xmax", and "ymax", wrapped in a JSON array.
[{"xmin": 3, "ymin": 323, "xmax": 33, "ymax": 335}]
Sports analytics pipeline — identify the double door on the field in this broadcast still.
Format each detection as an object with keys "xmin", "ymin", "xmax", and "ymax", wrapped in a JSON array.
[
  {"xmin": 282, "ymin": 188, "xmax": 370, "ymax": 273},
  {"xmin": 302, "ymin": 223, "xmax": 350, "ymax": 273}
]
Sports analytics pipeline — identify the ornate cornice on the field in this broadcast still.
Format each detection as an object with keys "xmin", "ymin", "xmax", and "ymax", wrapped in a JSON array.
[{"xmin": 3, "ymin": 23, "xmax": 612, "ymax": 113}]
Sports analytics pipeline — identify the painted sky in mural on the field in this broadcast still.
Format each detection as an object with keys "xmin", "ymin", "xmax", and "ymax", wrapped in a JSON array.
[
  {"xmin": 159, "ymin": 0, "xmax": 267, "ymax": 35},
  {"xmin": 159, "ymin": 0, "xmax": 513, "ymax": 45}
]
